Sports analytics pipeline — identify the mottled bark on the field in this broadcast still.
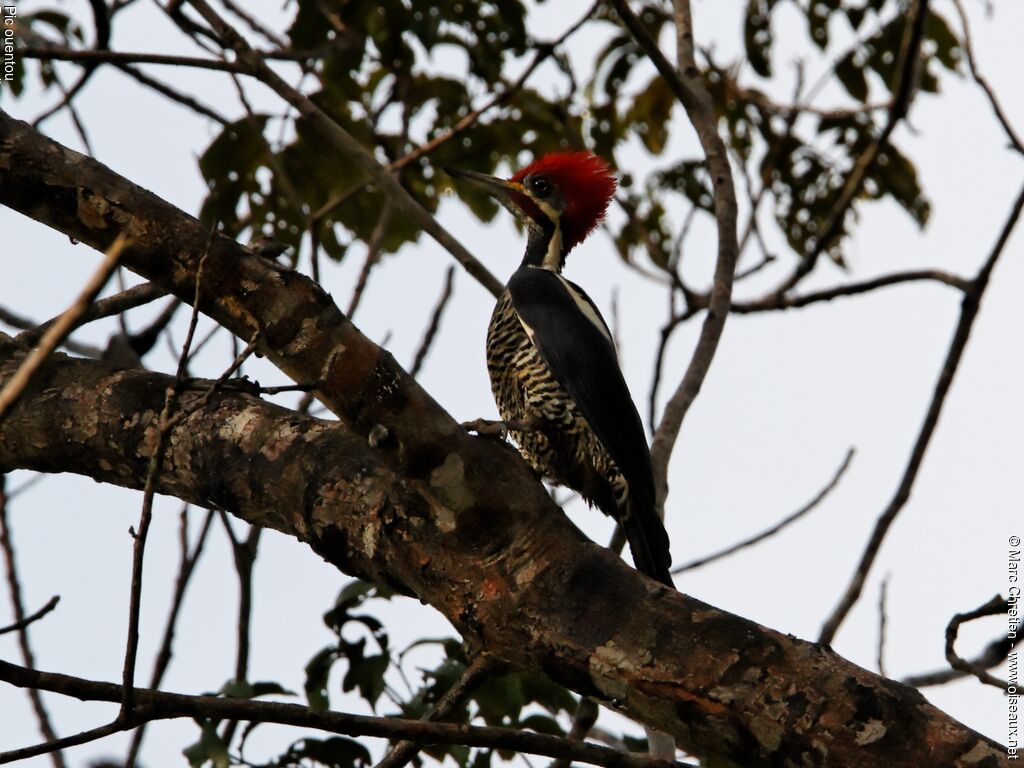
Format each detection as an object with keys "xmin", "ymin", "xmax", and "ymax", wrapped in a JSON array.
[{"xmin": 0, "ymin": 110, "xmax": 1008, "ymax": 767}]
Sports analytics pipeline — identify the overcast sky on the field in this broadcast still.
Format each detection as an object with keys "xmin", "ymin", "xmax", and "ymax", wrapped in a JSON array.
[{"xmin": 1, "ymin": 0, "xmax": 1021, "ymax": 765}]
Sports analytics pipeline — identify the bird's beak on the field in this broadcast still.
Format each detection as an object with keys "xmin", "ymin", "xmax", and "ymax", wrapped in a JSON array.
[{"xmin": 444, "ymin": 167, "xmax": 527, "ymax": 207}]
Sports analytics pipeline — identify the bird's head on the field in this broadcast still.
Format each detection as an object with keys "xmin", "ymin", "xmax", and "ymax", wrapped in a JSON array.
[{"xmin": 446, "ymin": 151, "xmax": 617, "ymax": 270}]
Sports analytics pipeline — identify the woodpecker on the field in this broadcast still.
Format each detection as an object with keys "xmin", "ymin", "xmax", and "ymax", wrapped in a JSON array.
[{"xmin": 447, "ymin": 152, "xmax": 674, "ymax": 586}]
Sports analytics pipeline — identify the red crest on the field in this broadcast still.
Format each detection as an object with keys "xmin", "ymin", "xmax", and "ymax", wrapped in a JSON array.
[{"xmin": 511, "ymin": 152, "xmax": 617, "ymax": 252}]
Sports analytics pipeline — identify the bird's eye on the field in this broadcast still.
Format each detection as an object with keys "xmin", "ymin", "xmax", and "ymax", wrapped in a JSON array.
[{"xmin": 529, "ymin": 177, "xmax": 551, "ymax": 197}]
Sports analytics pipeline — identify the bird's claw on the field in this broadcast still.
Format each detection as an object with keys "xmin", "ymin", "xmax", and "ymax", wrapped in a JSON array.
[{"xmin": 462, "ymin": 417, "xmax": 539, "ymax": 439}]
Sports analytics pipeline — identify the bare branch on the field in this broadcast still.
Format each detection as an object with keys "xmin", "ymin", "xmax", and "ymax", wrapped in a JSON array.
[
  {"xmin": 410, "ymin": 266, "xmax": 456, "ymax": 379},
  {"xmin": 0, "ymin": 478, "xmax": 66, "ymax": 768},
  {"xmin": 14, "ymin": 281, "xmax": 167, "ymax": 351},
  {"xmin": 903, "ymin": 618, "xmax": 1021, "ymax": 688},
  {"xmin": 951, "ymin": 0, "xmax": 1024, "ymax": 155},
  {"xmin": 19, "ymin": 46, "xmax": 247, "ymax": 73},
  {"xmin": 820, "ymin": 180, "xmax": 1024, "ymax": 644},
  {"xmin": 114, "ymin": 62, "xmax": 229, "ymax": 124},
  {"xmin": 877, "ymin": 575, "xmax": 891, "ymax": 678},
  {"xmin": 609, "ymin": 0, "xmax": 740, "ymax": 512},
  {"xmin": 0, "ymin": 660, "xmax": 675, "ymax": 768},
  {"xmin": 943, "ymin": 595, "xmax": 1010, "ymax": 690},
  {"xmin": 124, "ymin": 507, "xmax": 214, "ymax": 768},
  {"xmin": 0, "ymin": 305, "xmax": 102, "ymax": 358},
  {"xmin": 347, "ymin": 203, "xmax": 394, "ymax": 319},
  {"xmin": 0, "ymin": 594, "xmax": 59, "ymax": 636},
  {"xmin": 672, "ymin": 448, "xmax": 854, "ymax": 573},
  {"xmin": 730, "ymin": 270, "xmax": 970, "ymax": 313}
]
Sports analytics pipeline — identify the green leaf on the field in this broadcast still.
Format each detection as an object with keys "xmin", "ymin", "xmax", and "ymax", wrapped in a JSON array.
[
  {"xmin": 520, "ymin": 713, "xmax": 566, "ymax": 736},
  {"xmin": 305, "ymin": 646, "xmax": 339, "ymax": 711},
  {"xmin": 743, "ymin": 0, "xmax": 776, "ymax": 77},
  {"xmin": 183, "ymin": 721, "xmax": 230, "ymax": 768},
  {"xmin": 281, "ymin": 736, "xmax": 372, "ymax": 768},
  {"xmin": 835, "ymin": 51, "xmax": 869, "ymax": 102},
  {"xmin": 519, "ymin": 672, "xmax": 576, "ymax": 716},
  {"xmin": 342, "ymin": 652, "xmax": 389, "ymax": 709},
  {"xmin": 198, "ymin": 115, "xmax": 270, "ymax": 234},
  {"xmin": 473, "ymin": 673, "xmax": 525, "ymax": 726},
  {"xmin": 926, "ymin": 11, "xmax": 962, "ymax": 71},
  {"xmin": 806, "ymin": 0, "xmax": 840, "ymax": 49},
  {"xmin": 625, "ymin": 76, "xmax": 674, "ymax": 155}
]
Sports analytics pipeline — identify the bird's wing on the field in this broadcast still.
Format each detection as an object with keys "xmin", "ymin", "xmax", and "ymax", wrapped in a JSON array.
[{"xmin": 506, "ymin": 267, "xmax": 657, "ymax": 519}]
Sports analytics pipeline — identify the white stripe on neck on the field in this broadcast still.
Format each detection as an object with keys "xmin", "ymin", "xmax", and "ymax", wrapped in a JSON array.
[{"xmin": 541, "ymin": 224, "xmax": 563, "ymax": 271}]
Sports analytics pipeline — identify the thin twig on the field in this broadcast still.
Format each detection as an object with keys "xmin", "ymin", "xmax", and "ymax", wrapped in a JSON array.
[
  {"xmin": 121, "ymin": 248, "xmax": 210, "ymax": 718},
  {"xmin": 672, "ymin": 448, "xmax": 854, "ymax": 573},
  {"xmin": 384, "ymin": 1, "xmax": 599, "ymax": 176},
  {"xmin": 730, "ymin": 270, "xmax": 969, "ymax": 313},
  {"xmin": 0, "ymin": 477, "xmax": 66, "ymax": 768},
  {"xmin": 347, "ymin": 203, "xmax": 393, "ymax": 319},
  {"xmin": 30, "ymin": 0, "xmax": 110, "ymax": 133},
  {"xmin": 124, "ymin": 507, "xmax": 215, "ymax": 768},
  {"xmin": 0, "ymin": 305, "xmax": 102, "ymax": 358},
  {"xmin": 19, "ymin": 46, "xmax": 248, "ymax": 73},
  {"xmin": 943, "ymin": 595, "xmax": 1009, "ymax": 690},
  {"xmin": 15, "ymin": 281, "xmax": 167, "ymax": 349},
  {"xmin": 819, "ymin": 180, "xmax": 1024, "ymax": 643},
  {"xmin": 650, "ymin": 269, "xmax": 966, "ymax": 428},
  {"xmin": 375, "ymin": 656, "xmax": 500, "ymax": 768},
  {"xmin": 951, "ymin": 0, "xmax": 1024, "ymax": 155},
  {"xmin": 903, "ymin": 618, "xmax": 1021, "ymax": 688},
  {"xmin": 877, "ymin": 574, "xmax": 890, "ymax": 677},
  {"xmin": 115, "ymin": 63, "xmax": 229, "ymax": 124},
  {"xmin": 219, "ymin": 0, "xmax": 287, "ymax": 48},
  {"xmin": 410, "ymin": 266, "xmax": 456, "ymax": 378},
  {"xmin": 0, "ymin": 595, "xmax": 59, "ymax": 636},
  {"xmin": 0, "ymin": 233, "xmax": 128, "ymax": 422},
  {"xmin": 219, "ymin": 515, "xmax": 263, "ymax": 749},
  {"xmin": 0, "ymin": 719, "xmax": 122, "ymax": 765}
]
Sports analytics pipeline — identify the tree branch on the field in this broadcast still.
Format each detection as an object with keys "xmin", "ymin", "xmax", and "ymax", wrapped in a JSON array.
[
  {"xmin": 944, "ymin": 595, "xmax": 1010, "ymax": 690},
  {"xmin": 608, "ymin": 0, "xmax": 740, "ymax": 512},
  {"xmin": 0, "ymin": 659, "xmax": 670, "ymax": 768}
]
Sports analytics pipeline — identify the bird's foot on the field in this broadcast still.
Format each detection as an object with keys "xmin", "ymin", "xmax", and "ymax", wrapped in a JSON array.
[{"xmin": 462, "ymin": 417, "xmax": 540, "ymax": 439}]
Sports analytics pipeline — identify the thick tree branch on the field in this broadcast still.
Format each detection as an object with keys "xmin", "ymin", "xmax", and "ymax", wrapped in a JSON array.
[
  {"xmin": 0, "ymin": 339, "xmax": 1005, "ymax": 767},
  {"xmin": 0, "ymin": 110, "xmax": 1007, "ymax": 767}
]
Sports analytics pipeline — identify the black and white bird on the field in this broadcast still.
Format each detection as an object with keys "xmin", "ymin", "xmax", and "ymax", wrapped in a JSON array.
[{"xmin": 446, "ymin": 152, "xmax": 673, "ymax": 586}]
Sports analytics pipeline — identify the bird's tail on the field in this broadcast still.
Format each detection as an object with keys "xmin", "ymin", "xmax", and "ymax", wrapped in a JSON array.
[{"xmin": 622, "ymin": 498, "xmax": 674, "ymax": 587}]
